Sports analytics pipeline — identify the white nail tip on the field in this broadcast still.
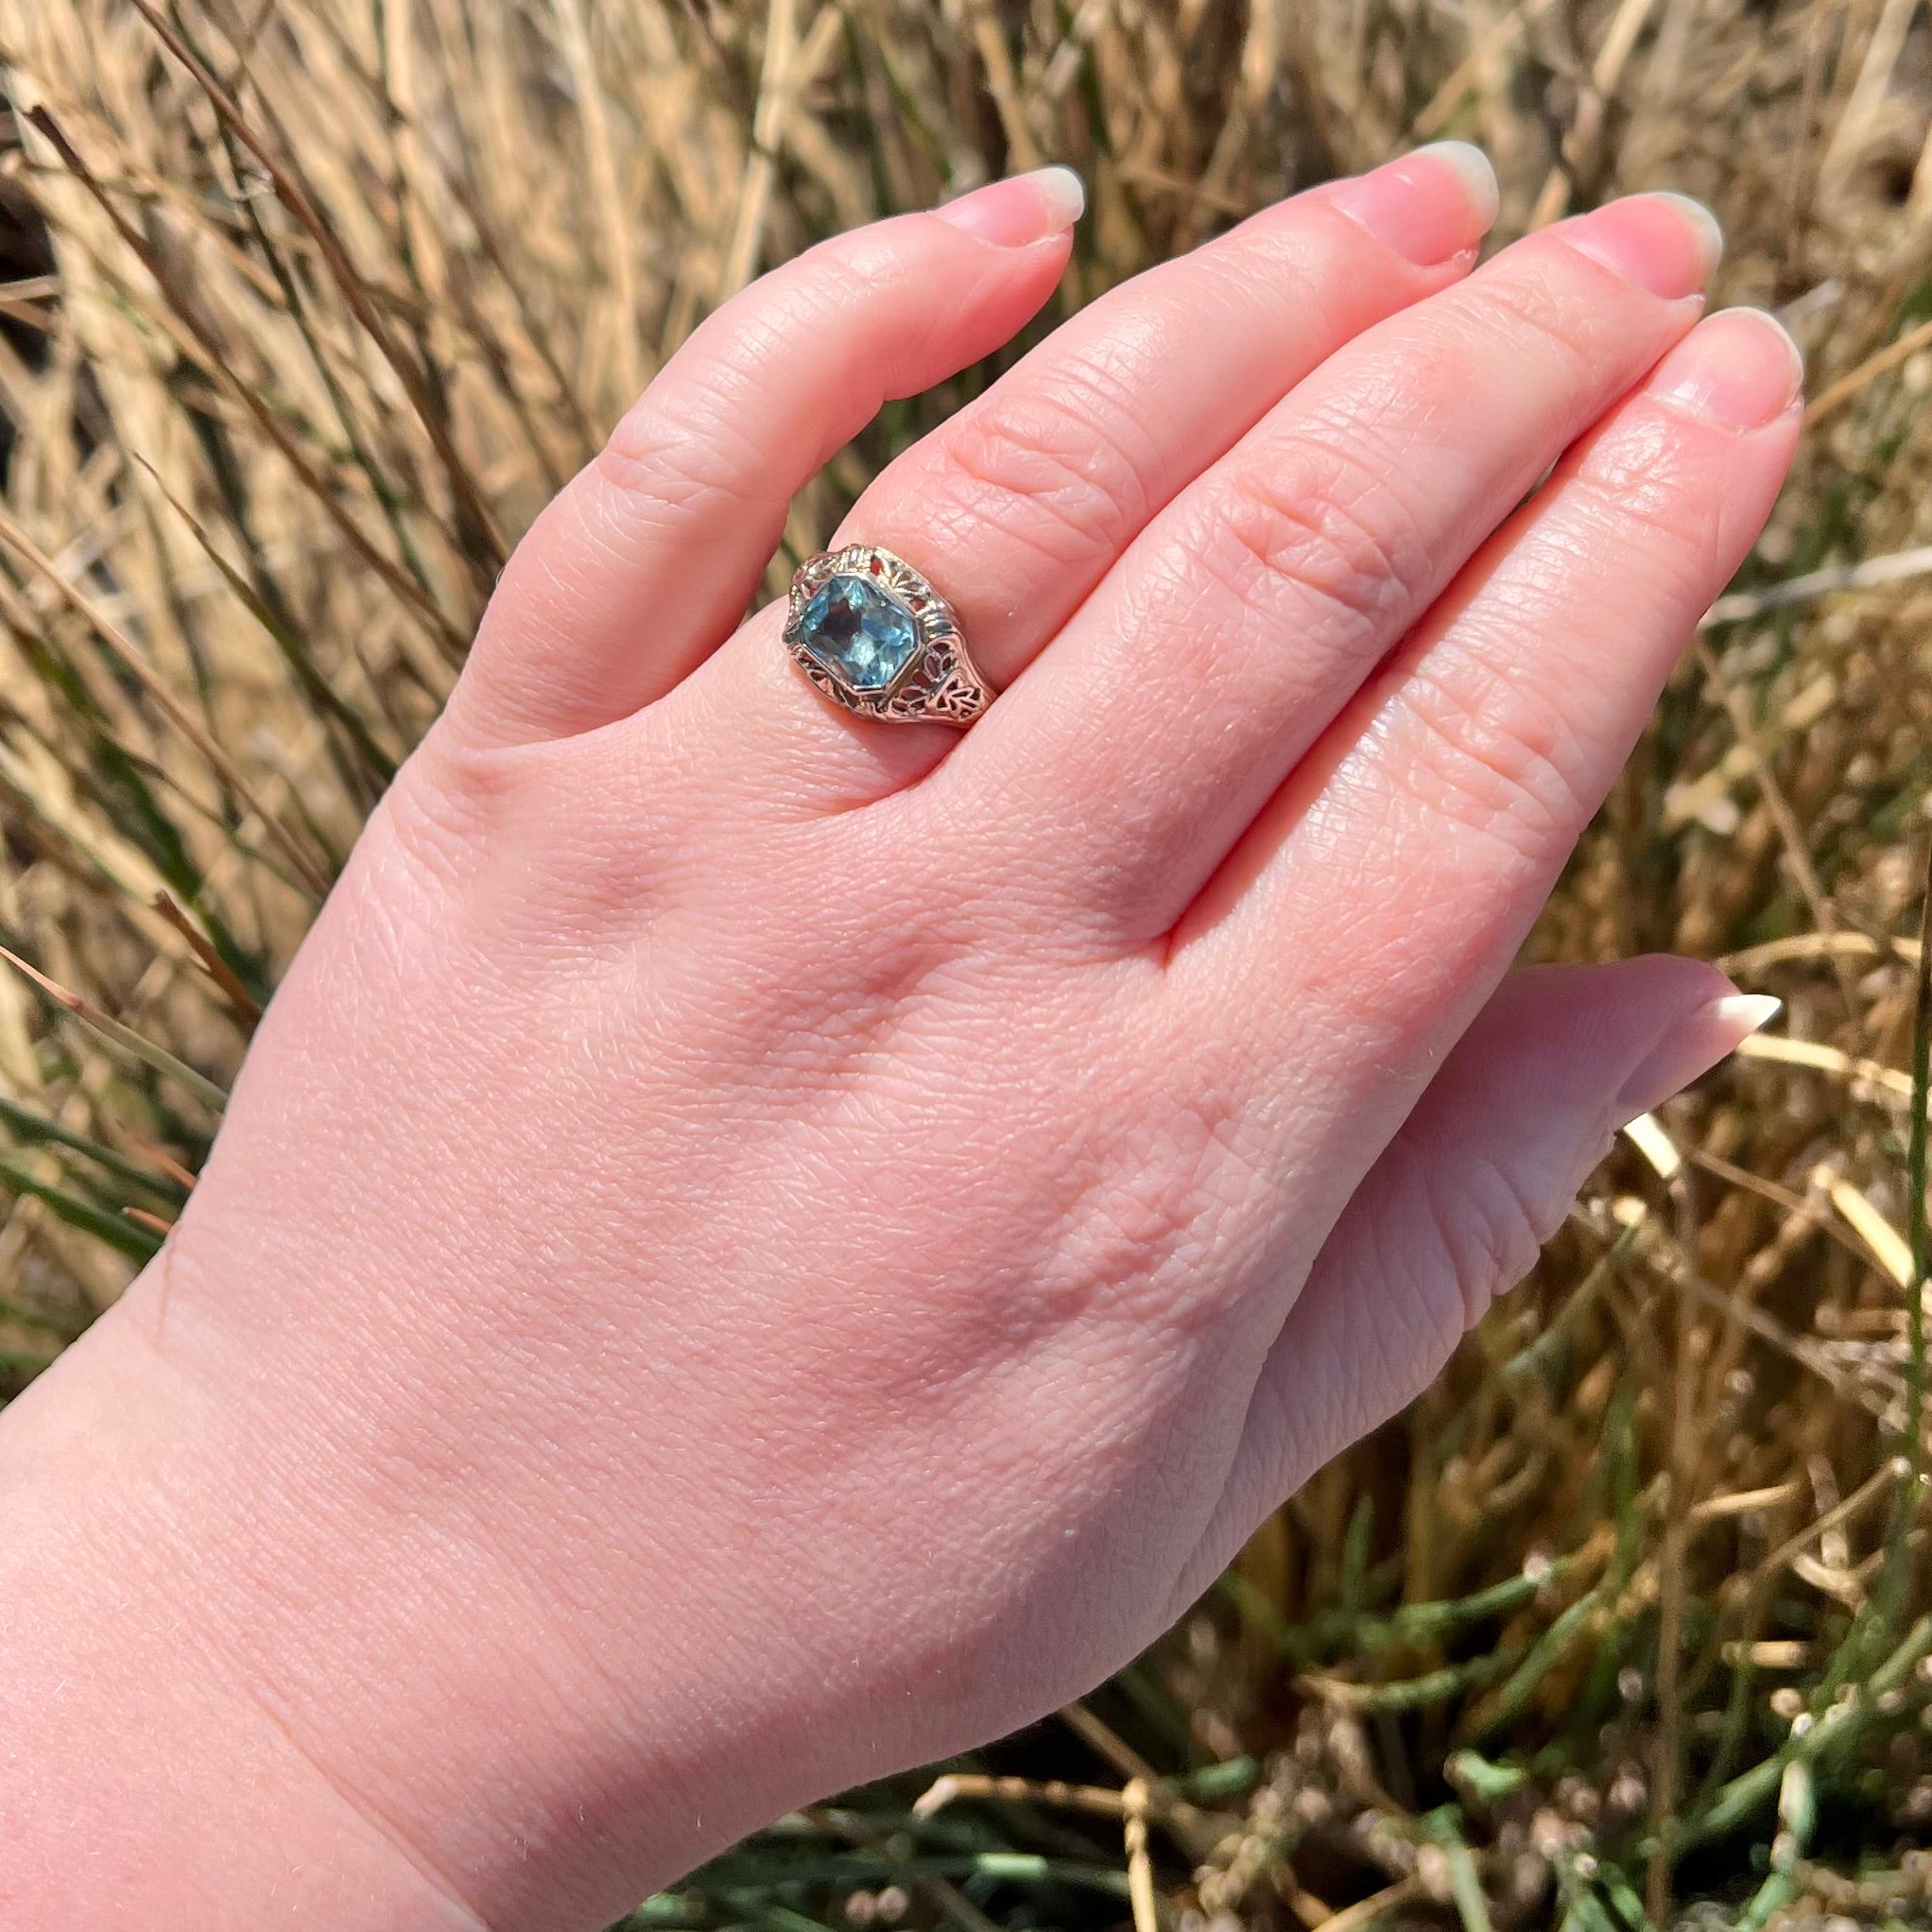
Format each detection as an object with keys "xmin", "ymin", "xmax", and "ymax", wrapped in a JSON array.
[
  {"xmin": 1709, "ymin": 992, "xmax": 1783, "ymax": 1037},
  {"xmin": 1716, "ymin": 305, "xmax": 1807, "ymax": 386},
  {"xmin": 1412, "ymin": 141, "xmax": 1500, "ymax": 226},
  {"xmin": 1032, "ymin": 165, "xmax": 1087, "ymax": 227},
  {"xmin": 1647, "ymin": 190, "xmax": 1726, "ymax": 274}
]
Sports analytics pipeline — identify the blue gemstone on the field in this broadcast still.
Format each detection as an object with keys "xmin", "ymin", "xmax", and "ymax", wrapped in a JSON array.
[{"xmin": 797, "ymin": 573, "xmax": 920, "ymax": 692}]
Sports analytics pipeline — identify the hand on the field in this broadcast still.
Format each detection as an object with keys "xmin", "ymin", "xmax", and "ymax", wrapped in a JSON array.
[{"xmin": 0, "ymin": 151, "xmax": 1798, "ymax": 1931}]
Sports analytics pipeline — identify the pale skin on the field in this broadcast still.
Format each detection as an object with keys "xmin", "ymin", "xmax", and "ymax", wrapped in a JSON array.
[{"xmin": 0, "ymin": 147, "xmax": 1801, "ymax": 1929}]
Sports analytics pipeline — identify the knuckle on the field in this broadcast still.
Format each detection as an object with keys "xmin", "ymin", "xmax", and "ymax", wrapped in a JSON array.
[
  {"xmin": 797, "ymin": 223, "xmax": 901, "ymax": 285},
  {"xmin": 1572, "ymin": 422, "xmax": 1727, "ymax": 582},
  {"xmin": 593, "ymin": 392, "xmax": 786, "ymax": 523},
  {"xmin": 1399, "ymin": 656, "xmax": 1589, "ymax": 868},
  {"xmin": 590, "ymin": 226, "xmax": 932, "ymax": 521},
  {"xmin": 1468, "ymin": 255, "xmax": 1607, "ymax": 376},
  {"xmin": 1036, "ymin": 1069, "xmax": 1258, "ymax": 1336},
  {"xmin": 390, "ymin": 729, "xmax": 681, "ymax": 931},
  {"xmin": 923, "ymin": 354, "xmax": 1160, "ymax": 564},
  {"xmin": 1193, "ymin": 433, "xmax": 1426, "ymax": 639},
  {"xmin": 375, "ymin": 742, "xmax": 508, "ymax": 894},
  {"xmin": 1428, "ymin": 1144, "xmax": 1564, "ymax": 1331}
]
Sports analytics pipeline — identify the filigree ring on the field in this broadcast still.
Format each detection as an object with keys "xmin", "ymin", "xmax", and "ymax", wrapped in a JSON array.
[{"xmin": 784, "ymin": 545, "xmax": 993, "ymax": 728}]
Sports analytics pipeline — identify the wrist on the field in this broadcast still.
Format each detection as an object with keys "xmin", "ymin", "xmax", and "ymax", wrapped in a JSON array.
[
  {"xmin": 0, "ymin": 1293, "xmax": 486, "ymax": 1930},
  {"xmin": 0, "ymin": 1256, "xmax": 819, "ymax": 1931}
]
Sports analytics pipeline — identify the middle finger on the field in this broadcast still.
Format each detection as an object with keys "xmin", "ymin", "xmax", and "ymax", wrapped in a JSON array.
[{"xmin": 939, "ymin": 192, "xmax": 1719, "ymax": 942}]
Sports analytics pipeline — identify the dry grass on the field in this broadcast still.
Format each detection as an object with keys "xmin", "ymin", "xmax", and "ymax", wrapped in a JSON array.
[{"xmin": 2, "ymin": 2, "xmax": 1931, "ymax": 1928}]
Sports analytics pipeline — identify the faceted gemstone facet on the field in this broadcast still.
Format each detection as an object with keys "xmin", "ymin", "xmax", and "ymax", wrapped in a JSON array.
[{"xmin": 797, "ymin": 573, "xmax": 921, "ymax": 692}]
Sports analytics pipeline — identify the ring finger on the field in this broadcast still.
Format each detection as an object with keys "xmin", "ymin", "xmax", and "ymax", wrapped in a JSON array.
[{"xmin": 648, "ymin": 146, "xmax": 1498, "ymax": 805}]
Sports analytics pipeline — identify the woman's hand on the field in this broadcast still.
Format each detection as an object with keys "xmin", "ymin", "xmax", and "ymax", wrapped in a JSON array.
[{"xmin": 0, "ymin": 151, "xmax": 1798, "ymax": 1931}]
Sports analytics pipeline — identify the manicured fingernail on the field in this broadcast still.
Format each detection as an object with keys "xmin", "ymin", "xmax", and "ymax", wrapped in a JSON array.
[
  {"xmin": 1562, "ymin": 191, "xmax": 1722, "ymax": 299},
  {"xmin": 933, "ymin": 166, "xmax": 1085, "ymax": 246},
  {"xmin": 1648, "ymin": 306, "xmax": 1805, "ymax": 430},
  {"xmin": 1615, "ymin": 992, "xmax": 1781, "ymax": 1118},
  {"xmin": 1323, "ymin": 141, "xmax": 1499, "ymax": 266}
]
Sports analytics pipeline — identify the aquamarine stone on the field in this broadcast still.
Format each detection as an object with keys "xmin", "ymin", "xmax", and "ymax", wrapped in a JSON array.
[{"xmin": 798, "ymin": 573, "xmax": 920, "ymax": 691}]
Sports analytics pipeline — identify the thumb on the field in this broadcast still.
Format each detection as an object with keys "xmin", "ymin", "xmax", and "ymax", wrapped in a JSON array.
[{"xmin": 1182, "ymin": 955, "xmax": 1778, "ymax": 1595}]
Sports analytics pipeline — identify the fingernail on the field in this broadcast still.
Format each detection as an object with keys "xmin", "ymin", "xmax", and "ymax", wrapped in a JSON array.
[
  {"xmin": 933, "ymin": 166, "xmax": 1085, "ymax": 246},
  {"xmin": 1323, "ymin": 142, "xmax": 1500, "ymax": 267},
  {"xmin": 1562, "ymin": 191, "xmax": 1723, "ymax": 300},
  {"xmin": 1648, "ymin": 306, "xmax": 1806, "ymax": 430},
  {"xmin": 1615, "ymin": 992, "xmax": 1781, "ymax": 1119}
]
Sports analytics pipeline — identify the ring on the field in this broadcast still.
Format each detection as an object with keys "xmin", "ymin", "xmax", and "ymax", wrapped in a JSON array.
[{"xmin": 784, "ymin": 545, "xmax": 994, "ymax": 727}]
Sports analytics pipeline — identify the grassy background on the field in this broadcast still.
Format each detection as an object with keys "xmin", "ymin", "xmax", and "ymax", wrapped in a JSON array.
[{"xmin": 3, "ymin": 2, "xmax": 1932, "ymax": 1927}]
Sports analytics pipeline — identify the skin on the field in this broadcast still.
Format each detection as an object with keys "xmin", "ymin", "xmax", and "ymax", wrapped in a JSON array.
[{"xmin": 0, "ymin": 150, "xmax": 1801, "ymax": 1931}]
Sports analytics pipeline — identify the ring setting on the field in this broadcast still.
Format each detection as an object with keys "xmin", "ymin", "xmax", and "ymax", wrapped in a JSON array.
[{"xmin": 785, "ymin": 544, "xmax": 992, "ymax": 727}]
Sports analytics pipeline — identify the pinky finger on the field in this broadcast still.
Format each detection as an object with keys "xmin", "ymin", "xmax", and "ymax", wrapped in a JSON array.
[{"xmin": 1176, "ymin": 956, "xmax": 1778, "ymax": 1596}]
